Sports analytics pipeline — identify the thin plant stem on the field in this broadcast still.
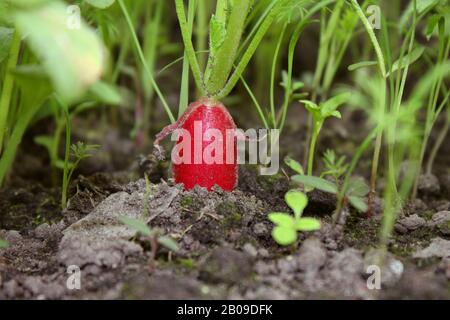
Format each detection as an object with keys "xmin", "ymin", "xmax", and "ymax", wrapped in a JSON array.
[
  {"xmin": 174, "ymin": 0, "xmax": 206, "ymax": 97},
  {"xmin": 119, "ymin": 0, "xmax": 175, "ymax": 123},
  {"xmin": 270, "ymin": 23, "xmax": 288, "ymax": 128},
  {"xmin": 179, "ymin": 0, "xmax": 196, "ymax": 117},
  {"xmin": 61, "ymin": 109, "xmax": 71, "ymax": 209}
]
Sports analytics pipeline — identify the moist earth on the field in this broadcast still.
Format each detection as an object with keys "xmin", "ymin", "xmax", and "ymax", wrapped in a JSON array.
[{"xmin": 0, "ymin": 166, "xmax": 449, "ymax": 300}]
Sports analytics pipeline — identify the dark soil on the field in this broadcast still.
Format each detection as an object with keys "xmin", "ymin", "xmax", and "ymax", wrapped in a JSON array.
[{"xmin": 0, "ymin": 162, "xmax": 449, "ymax": 300}]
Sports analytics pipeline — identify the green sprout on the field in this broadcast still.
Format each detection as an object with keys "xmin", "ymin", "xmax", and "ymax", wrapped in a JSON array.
[
  {"xmin": 287, "ymin": 150, "xmax": 369, "ymax": 214},
  {"xmin": 119, "ymin": 216, "xmax": 179, "ymax": 269},
  {"xmin": 269, "ymin": 190, "xmax": 321, "ymax": 246},
  {"xmin": 320, "ymin": 149, "xmax": 348, "ymax": 183},
  {"xmin": 61, "ymin": 142, "xmax": 99, "ymax": 209},
  {"xmin": 301, "ymin": 92, "xmax": 350, "ymax": 176},
  {"xmin": 292, "ymin": 175, "xmax": 369, "ymax": 214}
]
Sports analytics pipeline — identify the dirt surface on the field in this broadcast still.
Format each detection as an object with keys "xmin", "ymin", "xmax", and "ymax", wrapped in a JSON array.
[{"xmin": 1, "ymin": 164, "xmax": 449, "ymax": 300}]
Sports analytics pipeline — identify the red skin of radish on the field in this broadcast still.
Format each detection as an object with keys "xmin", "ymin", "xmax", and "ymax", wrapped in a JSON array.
[{"xmin": 154, "ymin": 99, "xmax": 237, "ymax": 191}]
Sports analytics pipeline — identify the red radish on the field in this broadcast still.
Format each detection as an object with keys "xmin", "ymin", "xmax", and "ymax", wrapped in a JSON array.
[{"xmin": 154, "ymin": 98, "xmax": 237, "ymax": 191}]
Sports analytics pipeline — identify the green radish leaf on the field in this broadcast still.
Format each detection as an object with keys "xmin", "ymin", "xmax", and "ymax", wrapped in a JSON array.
[
  {"xmin": 268, "ymin": 212, "xmax": 295, "ymax": 227},
  {"xmin": 348, "ymin": 196, "xmax": 368, "ymax": 213},
  {"xmin": 88, "ymin": 81, "xmax": 122, "ymax": 105},
  {"xmin": 0, "ymin": 239, "xmax": 9, "ymax": 249},
  {"xmin": 157, "ymin": 236, "xmax": 179, "ymax": 252},
  {"xmin": 348, "ymin": 60, "xmax": 378, "ymax": 71},
  {"xmin": 295, "ymin": 217, "xmax": 321, "ymax": 231},
  {"xmin": 272, "ymin": 226, "xmax": 297, "ymax": 246},
  {"xmin": 388, "ymin": 46, "xmax": 425, "ymax": 76},
  {"xmin": 0, "ymin": 27, "xmax": 13, "ymax": 64},
  {"xmin": 291, "ymin": 175, "xmax": 338, "ymax": 194},
  {"xmin": 209, "ymin": 15, "xmax": 226, "ymax": 59},
  {"xmin": 118, "ymin": 216, "xmax": 152, "ymax": 236},
  {"xmin": 284, "ymin": 156, "xmax": 304, "ymax": 174},
  {"xmin": 321, "ymin": 92, "xmax": 351, "ymax": 117},
  {"xmin": 284, "ymin": 190, "xmax": 308, "ymax": 218},
  {"xmin": 85, "ymin": 0, "xmax": 116, "ymax": 9},
  {"xmin": 13, "ymin": 2, "xmax": 105, "ymax": 104}
]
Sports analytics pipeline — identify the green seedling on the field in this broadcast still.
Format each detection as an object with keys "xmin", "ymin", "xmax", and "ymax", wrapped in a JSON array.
[
  {"xmin": 269, "ymin": 190, "xmax": 321, "ymax": 246},
  {"xmin": 292, "ymin": 150, "xmax": 369, "ymax": 213},
  {"xmin": 320, "ymin": 149, "xmax": 348, "ymax": 183},
  {"xmin": 292, "ymin": 174, "xmax": 369, "ymax": 213},
  {"xmin": 0, "ymin": 239, "xmax": 9, "ymax": 249},
  {"xmin": 119, "ymin": 216, "xmax": 179, "ymax": 269},
  {"xmin": 301, "ymin": 92, "xmax": 350, "ymax": 176},
  {"xmin": 61, "ymin": 142, "xmax": 99, "ymax": 209}
]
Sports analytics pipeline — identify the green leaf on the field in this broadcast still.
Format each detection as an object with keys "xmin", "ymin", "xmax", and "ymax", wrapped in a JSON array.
[
  {"xmin": 118, "ymin": 216, "xmax": 152, "ymax": 236},
  {"xmin": 284, "ymin": 156, "xmax": 304, "ymax": 174},
  {"xmin": 291, "ymin": 175, "xmax": 338, "ymax": 194},
  {"xmin": 0, "ymin": 239, "xmax": 9, "ymax": 249},
  {"xmin": 295, "ymin": 217, "xmax": 321, "ymax": 231},
  {"xmin": 347, "ymin": 177, "xmax": 370, "ymax": 197},
  {"xmin": 388, "ymin": 46, "xmax": 425, "ymax": 76},
  {"xmin": 348, "ymin": 61, "xmax": 378, "ymax": 71},
  {"xmin": 158, "ymin": 236, "xmax": 179, "ymax": 252},
  {"xmin": 88, "ymin": 81, "xmax": 122, "ymax": 105},
  {"xmin": 320, "ymin": 92, "xmax": 351, "ymax": 117},
  {"xmin": 85, "ymin": 0, "xmax": 116, "ymax": 9},
  {"xmin": 268, "ymin": 212, "xmax": 295, "ymax": 227},
  {"xmin": 331, "ymin": 110, "xmax": 342, "ymax": 119},
  {"xmin": 348, "ymin": 196, "xmax": 368, "ymax": 213},
  {"xmin": 0, "ymin": 27, "xmax": 13, "ymax": 64},
  {"xmin": 424, "ymin": 14, "xmax": 443, "ymax": 39},
  {"xmin": 209, "ymin": 14, "xmax": 227, "ymax": 59},
  {"xmin": 272, "ymin": 226, "xmax": 297, "ymax": 246},
  {"xmin": 13, "ymin": 2, "xmax": 105, "ymax": 104},
  {"xmin": 300, "ymin": 100, "xmax": 319, "ymax": 111},
  {"xmin": 285, "ymin": 190, "xmax": 308, "ymax": 217}
]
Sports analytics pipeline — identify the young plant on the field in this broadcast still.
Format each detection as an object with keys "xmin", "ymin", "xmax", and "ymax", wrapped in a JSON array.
[
  {"xmin": 269, "ymin": 190, "xmax": 321, "ymax": 246},
  {"xmin": 61, "ymin": 142, "xmax": 99, "ymax": 209},
  {"xmin": 119, "ymin": 216, "xmax": 179, "ymax": 269},
  {"xmin": 300, "ymin": 92, "xmax": 350, "ymax": 175},
  {"xmin": 291, "ymin": 150, "xmax": 370, "ymax": 214}
]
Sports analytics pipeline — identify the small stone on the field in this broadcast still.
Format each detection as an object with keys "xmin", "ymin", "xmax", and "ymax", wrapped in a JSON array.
[
  {"xmin": 429, "ymin": 211, "xmax": 450, "ymax": 236},
  {"xmin": 253, "ymin": 222, "xmax": 268, "ymax": 236},
  {"xmin": 34, "ymin": 223, "xmax": 51, "ymax": 240},
  {"xmin": 417, "ymin": 174, "xmax": 440, "ymax": 196},
  {"xmin": 297, "ymin": 237, "xmax": 327, "ymax": 272},
  {"xmin": 395, "ymin": 214, "xmax": 426, "ymax": 233},
  {"xmin": 3, "ymin": 230, "xmax": 22, "ymax": 245},
  {"xmin": 242, "ymin": 243, "xmax": 258, "ymax": 257},
  {"xmin": 277, "ymin": 256, "xmax": 297, "ymax": 274},
  {"xmin": 413, "ymin": 237, "xmax": 450, "ymax": 259},
  {"xmin": 258, "ymin": 248, "xmax": 269, "ymax": 258}
]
